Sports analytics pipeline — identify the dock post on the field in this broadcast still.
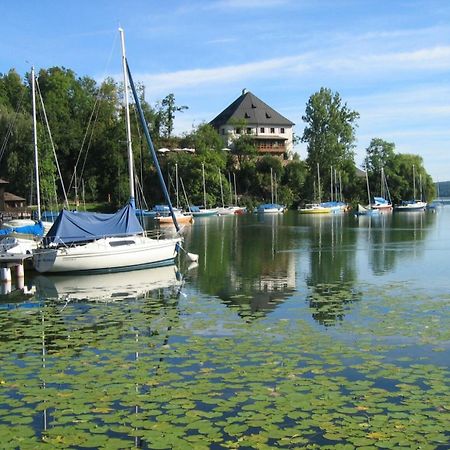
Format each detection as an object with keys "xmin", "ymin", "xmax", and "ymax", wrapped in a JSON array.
[
  {"xmin": 16, "ymin": 264, "xmax": 24, "ymax": 278},
  {"xmin": 0, "ymin": 280, "xmax": 12, "ymax": 295},
  {"xmin": 1, "ymin": 267, "xmax": 12, "ymax": 282}
]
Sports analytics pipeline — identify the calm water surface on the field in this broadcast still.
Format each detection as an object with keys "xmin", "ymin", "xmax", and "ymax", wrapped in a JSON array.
[{"xmin": 0, "ymin": 209, "xmax": 449, "ymax": 448}]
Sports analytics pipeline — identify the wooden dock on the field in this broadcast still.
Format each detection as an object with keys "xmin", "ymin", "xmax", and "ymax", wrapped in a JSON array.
[{"xmin": 0, "ymin": 253, "xmax": 33, "ymax": 268}]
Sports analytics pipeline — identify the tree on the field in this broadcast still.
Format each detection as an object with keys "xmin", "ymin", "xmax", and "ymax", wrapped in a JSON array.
[
  {"xmin": 389, "ymin": 153, "xmax": 435, "ymax": 203},
  {"xmin": 364, "ymin": 138, "xmax": 395, "ymax": 174},
  {"xmin": 158, "ymin": 93, "xmax": 188, "ymax": 138},
  {"xmin": 301, "ymin": 87, "xmax": 359, "ymax": 199},
  {"xmin": 282, "ymin": 160, "xmax": 308, "ymax": 207}
]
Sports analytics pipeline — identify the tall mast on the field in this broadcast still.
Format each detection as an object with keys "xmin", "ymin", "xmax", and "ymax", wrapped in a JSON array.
[
  {"xmin": 233, "ymin": 172, "xmax": 237, "ymax": 206},
  {"xmin": 412, "ymin": 164, "xmax": 416, "ymax": 200},
  {"xmin": 317, "ymin": 163, "xmax": 321, "ymax": 203},
  {"xmin": 119, "ymin": 28, "xmax": 135, "ymax": 207},
  {"xmin": 330, "ymin": 166, "xmax": 333, "ymax": 202},
  {"xmin": 31, "ymin": 67, "xmax": 41, "ymax": 220},
  {"xmin": 366, "ymin": 169, "xmax": 371, "ymax": 207},
  {"xmin": 219, "ymin": 169, "xmax": 224, "ymax": 207},
  {"xmin": 202, "ymin": 163, "xmax": 207, "ymax": 209},
  {"xmin": 270, "ymin": 167, "xmax": 274, "ymax": 204},
  {"xmin": 175, "ymin": 163, "xmax": 179, "ymax": 209}
]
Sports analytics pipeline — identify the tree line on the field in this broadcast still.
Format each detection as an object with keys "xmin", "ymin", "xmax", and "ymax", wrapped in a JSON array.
[{"xmin": 0, "ymin": 68, "xmax": 435, "ymax": 212}]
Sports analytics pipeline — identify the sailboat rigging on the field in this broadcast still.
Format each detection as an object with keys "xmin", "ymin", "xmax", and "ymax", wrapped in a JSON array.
[{"xmin": 0, "ymin": 67, "xmax": 55, "ymax": 255}]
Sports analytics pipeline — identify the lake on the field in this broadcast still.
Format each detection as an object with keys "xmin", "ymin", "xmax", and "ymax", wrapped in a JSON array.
[{"xmin": 0, "ymin": 208, "xmax": 449, "ymax": 448}]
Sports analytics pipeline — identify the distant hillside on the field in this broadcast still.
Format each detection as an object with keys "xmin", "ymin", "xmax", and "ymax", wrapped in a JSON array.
[{"xmin": 436, "ymin": 181, "xmax": 450, "ymax": 197}]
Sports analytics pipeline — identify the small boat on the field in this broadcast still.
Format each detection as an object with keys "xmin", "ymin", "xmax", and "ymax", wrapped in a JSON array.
[
  {"xmin": 355, "ymin": 204, "xmax": 380, "ymax": 216},
  {"xmin": 135, "ymin": 204, "xmax": 172, "ymax": 218},
  {"xmin": 371, "ymin": 168, "xmax": 392, "ymax": 212},
  {"xmin": 217, "ymin": 206, "xmax": 246, "ymax": 215},
  {"xmin": 155, "ymin": 211, "xmax": 194, "ymax": 225},
  {"xmin": 372, "ymin": 196, "xmax": 393, "ymax": 212},
  {"xmin": 189, "ymin": 206, "xmax": 218, "ymax": 217},
  {"xmin": 255, "ymin": 203, "xmax": 285, "ymax": 214},
  {"xmin": 394, "ymin": 200, "xmax": 427, "ymax": 212},
  {"xmin": 394, "ymin": 165, "xmax": 427, "ymax": 212},
  {"xmin": 299, "ymin": 203, "xmax": 331, "ymax": 214}
]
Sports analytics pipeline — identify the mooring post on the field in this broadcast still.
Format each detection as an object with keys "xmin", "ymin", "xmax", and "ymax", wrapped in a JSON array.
[
  {"xmin": 16, "ymin": 264, "xmax": 24, "ymax": 278},
  {"xmin": 0, "ymin": 280, "xmax": 11, "ymax": 295},
  {"xmin": 1, "ymin": 267, "xmax": 12, "ymax": 282}
]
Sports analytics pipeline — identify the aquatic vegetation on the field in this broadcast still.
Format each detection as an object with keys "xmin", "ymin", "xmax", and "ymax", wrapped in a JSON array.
[{"xmin": 0, "ymin": 280, "xmax": 448, "ymax": 449}]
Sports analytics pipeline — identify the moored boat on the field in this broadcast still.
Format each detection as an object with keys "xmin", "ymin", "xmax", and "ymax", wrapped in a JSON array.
[
  {"xmin": 299, "ymin": 203, "xmax": 331, "ymax": 214},
  {"xmin": 394, "ymin": 200, "xmax": 427, "ymax": 212},
  {"xmin": 255, "ymin": 203, "xmax": 285, "ymax": 214},
  {"xmin": 32, "ymin": 29, "xmax": 184, "ymax": 273}
]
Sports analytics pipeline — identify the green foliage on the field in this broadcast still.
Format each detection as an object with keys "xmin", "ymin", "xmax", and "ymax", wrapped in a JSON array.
[
  {"xmin": 0, "ymin": 68, "xmax": 436, "ymax": 210},
  {"xmin": 302, "ymin": 87, "xmax": 359, "ymax": 197},
  {"xmin": 157, "ymin": 93, "xmax": 188, "ymax": 138},
  {"xmin": 364, "ymin": 139, "xmax": 435, "ymax": 203}
]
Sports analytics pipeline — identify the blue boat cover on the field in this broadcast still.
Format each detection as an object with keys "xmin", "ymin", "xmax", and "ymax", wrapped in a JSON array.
[
  {"xmin": 0, "ymin": 221, "xmax": 44, "ymax": 237},
  {"xmin": 43, "ymin": 202, "xmax": 144, "ymax": 246},
  {"xmin": 373, "ymin": 197, "xmax": 388, "ymax": 204}
]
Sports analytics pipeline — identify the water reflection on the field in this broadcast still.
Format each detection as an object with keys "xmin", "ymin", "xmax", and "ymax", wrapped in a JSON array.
[
  {"xmin": 301, "ymin": 214, "xmax": 360, "ymax": 326},
  {"xmin": 355, "ymin": 210, "xmax": 435, "ymax": 275},
  {"xmin": 183, "ymin": 214, "xmax": 297, "ymax": 318},
  {"xmin": 30, "ymin": 265, "xmax": 182, "ymax": 303}
]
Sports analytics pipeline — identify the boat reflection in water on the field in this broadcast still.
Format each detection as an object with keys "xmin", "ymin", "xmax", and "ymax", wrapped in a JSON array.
[{"xmin": 32, "ymin": 264, "xmax": 182, "ymax": 303}]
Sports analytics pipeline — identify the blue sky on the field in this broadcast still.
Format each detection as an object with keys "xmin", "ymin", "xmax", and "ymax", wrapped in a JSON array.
[{"xmin": 3, "ymin": 0, "xmax": 450, "ymax": 180}]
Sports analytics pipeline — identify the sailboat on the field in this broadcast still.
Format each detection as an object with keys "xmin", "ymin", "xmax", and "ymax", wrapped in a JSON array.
[
  {"xmin": 256, "ymin": 168, "xmax": 285, "ymax": 213},
  {"xmin": 32, "ymin": 28, "xmax": 182, "ymax": 273},
  {"xmin": 190, "ymin": 163, "xmax": 218, "ymax": 217},
  {"xmin": 371, "ymin": 168, "xmax": 392, "ymax": 212},
  {"xmin": 155, "ymin": 163, "xmax": 193, "ymax": 225},
  {"xmin": 217, "ymin": 171, "xmax": 245, "ymax": 215},
  {"xmin": 356, "ymin": 169, "xmax": 379, "ymax": 216},
  {"xmin": 394, "ymin": 164, "xmax": 427, "ymax": 211},
  {"xmin": 299, "ymin": 164, "xmax": 331, "ymax": 214},
  {"xmin": 0, "ymin": 67, "xmax": 53, "ymax": 256}
]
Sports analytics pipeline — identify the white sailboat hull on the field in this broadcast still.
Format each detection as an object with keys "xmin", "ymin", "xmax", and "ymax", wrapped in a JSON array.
[{"xmin": 33, "ymin": 235, "xmax": 180, "ymax": 273}]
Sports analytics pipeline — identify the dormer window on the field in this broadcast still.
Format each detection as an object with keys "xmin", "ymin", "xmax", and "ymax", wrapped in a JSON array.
[
  {"xmin": 244, "ymin": 112, "xmax": 250, "ymax": 118},
  {"xmin": 251, "ymin": 103, "xmax": 256, "ymax": 108},
  {"xmin": 265, "ymin": 112, "xmax": 271, "ymax": 119}
]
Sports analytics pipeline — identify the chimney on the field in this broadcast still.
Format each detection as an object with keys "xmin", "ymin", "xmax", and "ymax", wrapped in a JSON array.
[{"xmin": 242, "ymin": 88, "xmax": 247, "ymax": 95}]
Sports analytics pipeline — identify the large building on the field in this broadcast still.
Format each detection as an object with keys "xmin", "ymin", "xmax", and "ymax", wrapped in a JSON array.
[{"xmin": 210, "ymin": 89, "xmax": 295, "ymax": 160}]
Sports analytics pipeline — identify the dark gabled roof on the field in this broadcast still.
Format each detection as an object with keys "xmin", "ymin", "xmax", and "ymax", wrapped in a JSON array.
[
  {"xmin": 210, "ymin": 90, "xmax": 295, "ymax": 128},
  {"xmin": 4, "ymin": 192, "xmax": 26, "ymax": 201}
]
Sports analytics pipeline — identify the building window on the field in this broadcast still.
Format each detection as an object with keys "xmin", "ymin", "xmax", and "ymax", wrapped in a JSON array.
[
  {"xmin": 221, "ymin": 128, "xmax": 225, "ymax": 135},
  {"xmin": 236, "ymin": 128, "xmax": 241, "ymax": 134},
  {"xmin": 246, "ymin": 127, "xmax": 251, "ymax": 134},
  {"xmin": 280, "ymin": 127, "xmax": 285, "ymax": 134},
  {"xmin": 270, "ymin": 127, "xmax": 275, "ymax": 134},
  {"xmin": 260, "ymin": 127, "xmax": 264, "ymax": 133}
]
